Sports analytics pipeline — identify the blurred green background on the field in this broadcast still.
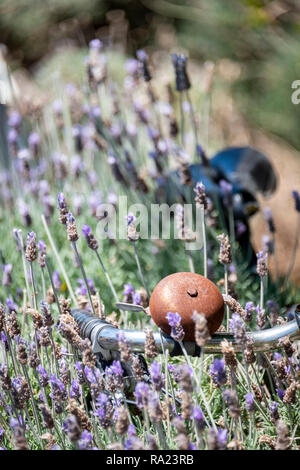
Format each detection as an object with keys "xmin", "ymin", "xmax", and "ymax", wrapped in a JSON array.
[{"xmin": 1, "ymin": 0, "xmax": 300, "ymax": 149}]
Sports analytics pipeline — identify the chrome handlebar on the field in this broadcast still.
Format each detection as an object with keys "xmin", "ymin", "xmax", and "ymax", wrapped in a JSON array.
[{"xmin": 71, "ymin": 308, "xmax": 300, "ymax": 357}]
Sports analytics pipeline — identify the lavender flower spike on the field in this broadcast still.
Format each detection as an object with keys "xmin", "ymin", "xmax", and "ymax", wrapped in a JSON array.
[
  {"xmin": 166, "ymin": 312, "xmax": 185, "ymax": 342},
  {"xmin": 82, "ymin": 224, "xmax": 98, "ymax": 251},
  {"xmin": 209, "ymin": 358, "xmax": 227, "ymax": 388}
]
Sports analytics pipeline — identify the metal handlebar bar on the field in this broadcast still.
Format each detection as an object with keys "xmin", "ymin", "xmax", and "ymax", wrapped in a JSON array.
[{"xmin": 71, "ymin": 308, "xmax": 300, "ymax": 357}]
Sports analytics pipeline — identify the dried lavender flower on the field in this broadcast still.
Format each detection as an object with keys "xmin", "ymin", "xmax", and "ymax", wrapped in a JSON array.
[
  {"xmin": 66, "ymin": 212, "xmax": 79, "ymax": 242},
  {"xmin": 117, "ymin": 331, "xmax": 133, "ymax": 363},
  {"xmin": 275, "ymin": 420, "xmax": 291, "ymax": 450},
  {"xmin": 193, "ymin": 311, "xmax": 211, "ymax": 347},
  {"xmin": 223, "ymin": 294, "xmax": 246, "ymax": 318},
  {"xmin": 57, "ymin": 192, "xmax": 68, "ymax": 224},
  {"xmin": 256, "ymin": 305, "xmax": 266, "ymax": 329},
  {"xmin": 38, "ymin": 240, "xmax": 47, "ymax": 268},
  {"xmin": 194, "ymin": 182, "xmax": 208, "ymax": 209},
  {"xmin": 40, "ymin": 404, "xmax": 54, "ymax": 430},
  {"xmin": 132, "ymin": 355, "xmax": 144, "ymax": 381},
  {"xmin": 283, "ymin": 381, "xmax": 298, "ymax": 404},
  {"xmin": 40, "ymin": 301, "xmax": 54, "ymax": 327},
  {"xmin": 144, "ymin": 328, "xmax": 158, "ymax": 359},
  {"xmin": 16, "ymin": 341, "xmax": 27, "ymax": 365},
  {"xmin": 256, "ymin": 250, "xmax": 268, "ymax": 278},
  {"xmin": 0, "ymin": 364, "xmax": 12, "ymax": 390},
  {"xmin": 82, "ymin": 224, "xmax": 98, "ymax": 250},
  {"xmin": 223, "ymin": 389, "xmax": 241, "ymax": 418},
  {"xmin": 25, "ymin": 231, "xmax": 37, "ymax": 262},
  {"xmin": 217, "ymin": 234, "xmax": 232, "ymax": 265},
  {"xmin": 221, "ymin": 339, "xmax": 238, "ymax": 369},
  {"xmin": 244, "ymin": 337, "xmax": 256, "ymax": 364},
  {"xmin": 115, "ymin": 406, "xmax": 129, "ymax": 435}
]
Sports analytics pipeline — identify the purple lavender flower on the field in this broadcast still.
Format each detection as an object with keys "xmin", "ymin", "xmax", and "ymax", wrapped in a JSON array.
[
  {"xmin": 166, "ymin": 312, "xmax": 182, "ymax": 328},
  {"xmin": 276, "ymin": 388, "xmax": 285, "ymax": 401},
  {"xmin": 94, "ymin": 393, "xmax": 112, "ymax": 428},
  {"xmin": 106, "ymin": 360, "xmax": 123, "ymax": 377},
  {"xmin": 57, "ymin": 192, "xmax": 66, "ymax": 210},
  {"xmin": 210, "ymin": 359, "xmax": 227, "ymax": 387},
  {"xmin": 124, "ymin": 436, "xmax": 143, "ymax": 450},
  {"xmin": 18, "ymin": 200, "xmax": 31, "ymax": 227},
  {"xmin": 1, "ymin": 332, "xmax": 8, "ymax": 351},
  {"xmin": 236, "ymin": 221, "xmax": 247, "ymax": 237},
  {"xmin": 73, "ymin": 194, "xmax": 84, "ymax": 216},
  {"xmin": 123, "ymin": 283, "xmax": 134, "ymax": 296},
  {"xmin": 28, "ymin": 132, "xmax": 40, "ymax": 155},
  {"xmin": 132, "ymin": 291, "xmax": 141, "ymax": 305},
  {"xmin": 134, "ymin": 382, "xmax": 150, "ymax": 409},
  {"xmin": 78, "ymin": 430, "xmax": 94, "ymax": 450},
  {"xmin": 166, "ymin": 312, "xmax": 185, "ymax": 342},
  {"xmin": 8, "ymin": 128, "xmax": 18, "ymax": 146},
  {"xmin": 6, "ymin": 298, "xmax": 17, "ymax": 313},
  {"xmin": 125, "ymin": 58, "xmax": 140, "ymax": 76},
  {"xmin": 76, "ymin": 279, "xmax": 87, "ymax": 296},
  {"xmin": 37, "ymin": 365, "xmax": 49, "ymax": 387},
  {"xmin": 84, "ymin": 365, "xmax": 102, "ymax": 385},
  {"xmin": 71, "ymin": 155, "xmax": 84, "ymax": 177},
  {"xmin": 123, "ymin": 283, "xmax": 135, "ymax": 303},
  {"xmin": 273, "ymin": 352, "xmax": 282, "ymax": 362},
  {"xmin": 217, "ymin": 428, "xmax": 228, "ymax": 449},
  {"xmin": 2, "ymin": 264, "xmax": 12, "ymax": 287},
  {"xmin": 87, "ymin": 278, "xmax": 96, "ymax": 295},
  {"xmin": 49, "ymin": 374, "xmax": 66, "ymax": 404},
  {"xmin": 269, "ymin": 401, "xmax": 279, "ymax": 421},
  {"xmin": 245, "ymin": 301, "xmax": 254, "ymax": 322},
  {"xmin": 192, "ymin": 406, "xmax": 205, "ymax": 431},
  {"xmin": 229, "ymin": 314, "xmax": 247, "ymax": 344},
  {"xmin": 74, "ymin": 361, "xmax": 85, "ymax": 385},
  {"xmin": 70, "ymin": 380, "xmax": 80, "ymax": 399},
  {"xmin": 149, "ymin": 361, "xmax": 164, "ymax": 392},
  {"xmin": 53, "ymin": 99, "xmax": 63, "ymax": 115},
  {"xmin": 38, "ymin": 392, "xmax": 44, "ymax": 403},
  {"xmin": 52, "ymin": 271, "xmax": 61, "ymax": 291},
  {"xmin": 245, "ymin": 393, "xmax": 256, "ymax": 412},
  {"xmin": 8, "ymin": 111, "xmax": 21, "ymax": 129},
  {"xmin": 38, "ymin": 240, "xmax": 46, "ymax": 254},
  {"xmin": 82, "ymin": 224, "xmax": 91, "ymax": 238},
  {"xmin": 127, "ymin": 424, "xmax": 137, "ymax": 437},
  {"xmin": 89, "ymin": 39, "xmax": 103, "ymax": 50},
  {"xmin": 126, "ymin": 213, "xmax": 135, "ymax": 226}
]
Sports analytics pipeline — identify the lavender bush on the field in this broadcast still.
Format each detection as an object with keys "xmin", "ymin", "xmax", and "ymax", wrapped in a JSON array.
[{"xmin": 0, "ymin": 41, "xmax": 299, "ymax": 450}]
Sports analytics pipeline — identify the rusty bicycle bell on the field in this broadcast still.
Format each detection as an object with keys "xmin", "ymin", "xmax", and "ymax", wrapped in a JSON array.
[{"xmin": 149, "ymin": 272, "xmax": 224, "ymax": 341}]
